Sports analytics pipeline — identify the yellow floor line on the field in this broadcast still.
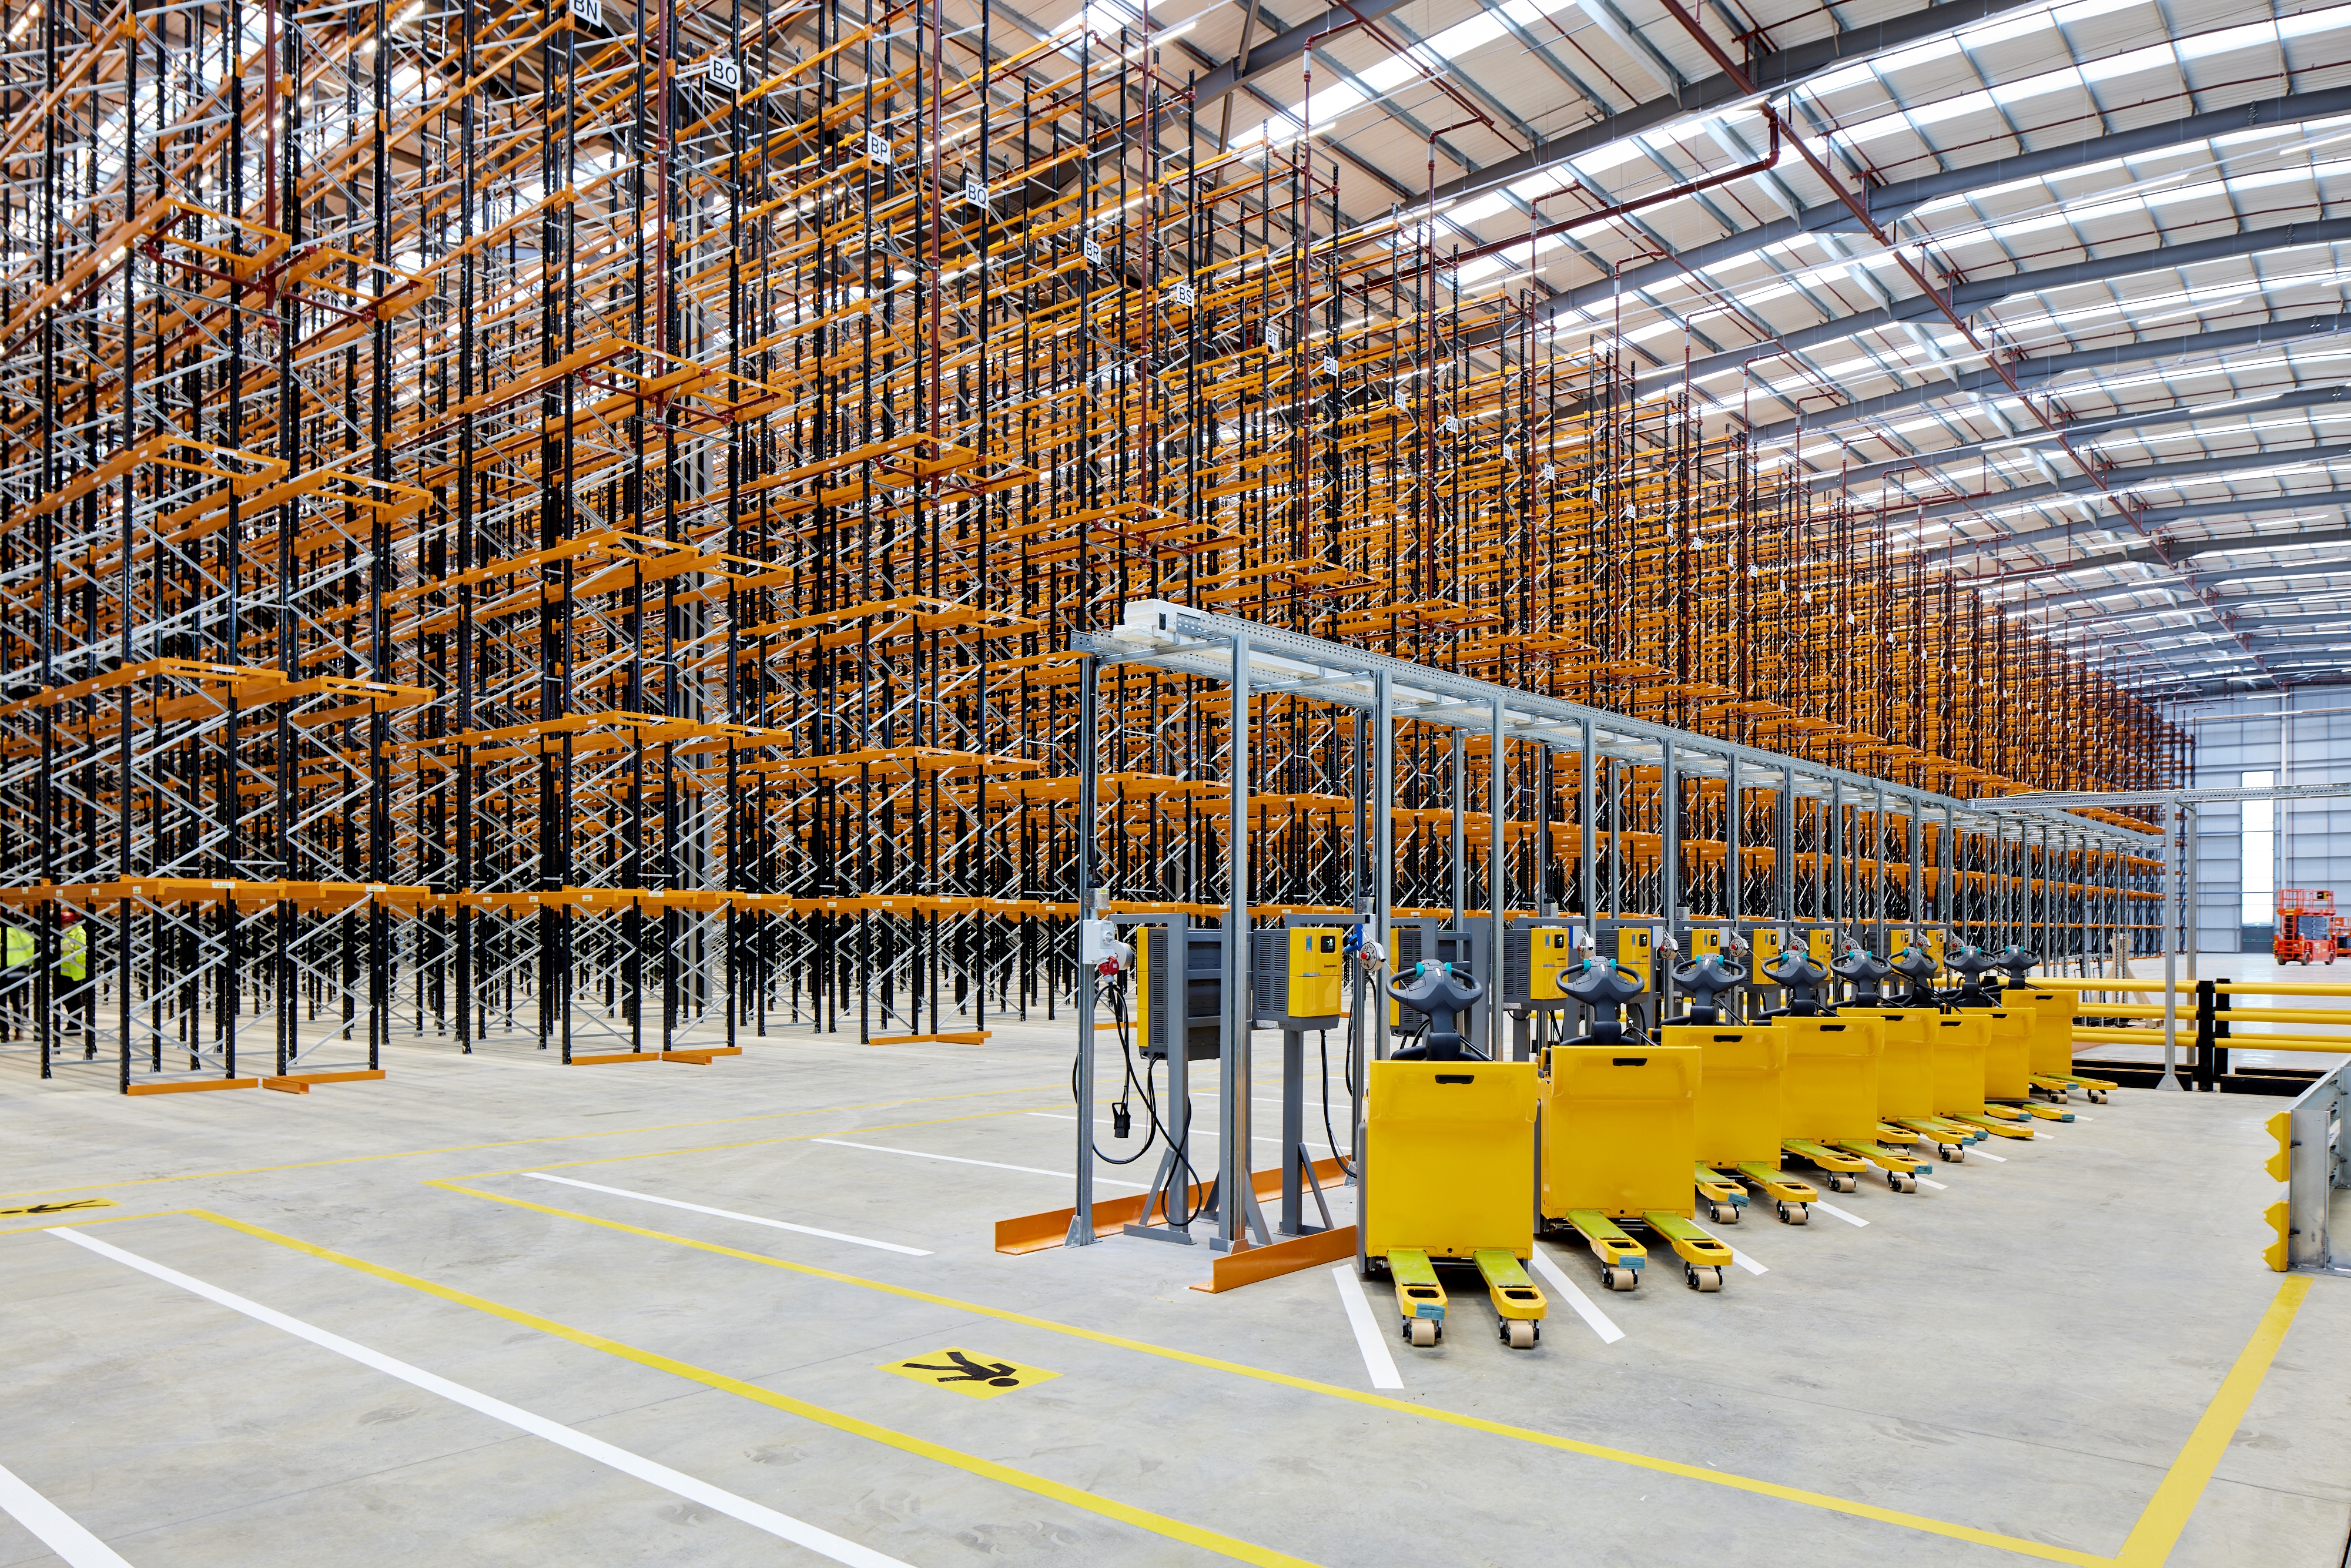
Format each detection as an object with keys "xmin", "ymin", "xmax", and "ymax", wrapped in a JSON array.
[
  {"xmin": 0, "ymin": 1082, "xmax": 1056, "ymax": 1201},
  {"xmin": 457, "ymin": 1106, "xmax": 1047, "ymax": 1179},
  {"xmin": 428, "ymin": 1179, "xmax": 2104, "ymax": 1564},
  {"xmin": 174, "ymin": 1209, "xmax": 1322, "ymax": 1568},
  {"xmin": 2109, "ymin": 1276, "xmax": 2313, "ymax": 1567}
]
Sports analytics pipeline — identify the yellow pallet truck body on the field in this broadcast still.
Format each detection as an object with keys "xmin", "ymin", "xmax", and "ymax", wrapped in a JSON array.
[
  {"xmin": 1676, "ymin": 1021, "xmax": 1817, "ymax": 1224},
  {"xmin": 2010, "ymin": 986, "xmax": 2116, "ymax": 1104},
  {"xmin": 1979, "ymin": 1004, "xmax": 2075, "ymax": 1123},
  {"xmin": 1844, "ymin": 1008, "xmax": 1979, "ymax": 1160},
  {"xmin": 1776, "ymin": 1016, "xmax": 1926, "ymax": 1192},
  {"xmin": 1540, "ymin": 1044, "xmax": 1738, "ymax": 1291},
  {"xmin": 1362, "ymin": 1060, "xmax": 1549, "ymax": 1348},
  {"xmin": 1927, "ymin": 1013, "xmax": 2036, "ymax": 1140}
]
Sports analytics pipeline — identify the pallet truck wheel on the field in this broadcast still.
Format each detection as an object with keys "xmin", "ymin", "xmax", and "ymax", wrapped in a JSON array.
[
  {"xmin": 1710, "ymin": 1202, "xmax": 1739, "ymax": 1224},
  {"xmin": 1407, "ymin": 1319, "xmax": 1437, "ymax": 1348},
  {"xmin": 2089, "ymin": 1090, "xmax": 2108, "ymax": 1104},
  {"xmin": 1937, "ymin": 1144, "xmax": 1959, "ymax": 1161},
  {"xmin": 1602, "ymin": 1265, "xmax": 1637, "ymax": 1292},
  {"xmin": 1890, "ymin": 1171, "xmax": 1915, "ymax": 1193},
  {"xmin": 1690, "ymin": 1266, "xmax": 1722, "ymax": 1292},
  {"xmin": 1830, "ymin": 1173, "xmax": 1856, "ymax": 1194},
  {"xmin": 1779, "ymin": 1202, "xmax": 1808, "ymax": 1225},
  {"xmin": 1505, "ymin": 1319, "xmax": 1538, "ymax": 1350}
]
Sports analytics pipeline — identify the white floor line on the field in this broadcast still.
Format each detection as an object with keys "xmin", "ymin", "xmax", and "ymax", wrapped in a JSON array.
[
  {"xmin": 44, "ymin": 1229, "xmax": 909, "ymax": 1568},
  {"xmin": 1329, "ymin": 1265, "xmax": 1405, "ymax": 1389},
  {"xmin": 1527, "ymin": 1249, "xmax": 1625, "ymax": 1344},
  {"xmin": 521, "ymin": 1174, "xmax": 930, "ymax": 1256},
  {"xmin": 1808, "ymin": 1199, "xmax": 1868, "ymax": 1227},
  {"xmin": 1915, "ymin": 1175, "xmax": 1950, "ymax": 1191},
  {"xmin": 1684, "ymin": 1220, "xmax": 1767, "ymax": 1275},
  {"xmin": 812, "ymin": 1139, "xmax": 1147, "ymax": 1188},
  {"xmin": 0, "ymin": 1458, "xmax": 133, "ymax": 1568},
  {"xmin": 1970, "ymin": 1148, "xmax": 2009, "ymax": 1162}
]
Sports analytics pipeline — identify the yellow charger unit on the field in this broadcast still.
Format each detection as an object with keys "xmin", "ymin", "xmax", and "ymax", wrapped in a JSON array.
[
  {"xmin": 1688, "ymin": 927, "xmax": 1726, "ymax": 959},
  {"xmin": 1502, "ymin": 924, "xmax": 1578, "ymax": 1010},
  {"xmin": 1805, "ymin": 927, "xmax": 1835, "ymax": 967},
  {"xmin": 1614, "ymin": 926, "xmax": 1654, "ymax": 990},
  {"xmin": 1747, "ymin": 926, "xmax": 1782, "ymax": 985},
  {"xmin": 1250, "ymin": 927, "xmax": 1344, "ymax": 1028}
]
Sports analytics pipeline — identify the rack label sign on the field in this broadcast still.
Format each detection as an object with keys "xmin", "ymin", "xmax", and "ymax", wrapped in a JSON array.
[
  {"xmin": 568, "ymin": 0, "xmax": 600, "ymax": 29},
  {"xmin": 879, "ymin": 1347, "xmax": 1057, "ymax": 1399},
  {"xmin": 705, "ymin": 55, "xmax": 741, "ymax": 92}
]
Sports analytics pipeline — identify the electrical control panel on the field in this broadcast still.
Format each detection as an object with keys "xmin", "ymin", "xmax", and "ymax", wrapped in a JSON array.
[{"xmin": 1136, "ymin": 926, "xmax": 1224, "ymax": 1061}]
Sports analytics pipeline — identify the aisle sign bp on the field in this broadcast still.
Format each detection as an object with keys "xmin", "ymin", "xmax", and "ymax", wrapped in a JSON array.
[{"xmin": 879, "ymin": 1347, "xmax": 1057, "ymax": 1400}]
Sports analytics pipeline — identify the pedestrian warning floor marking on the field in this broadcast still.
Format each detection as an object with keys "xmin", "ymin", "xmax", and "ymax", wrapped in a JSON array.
[
  {"xmin": 0, "ymin": 1198, "xmax": 117, "ymax": 1218},
  {"xmin": 880, "ymin": 1348, "xmax": 1057, "ymax": 1399}
]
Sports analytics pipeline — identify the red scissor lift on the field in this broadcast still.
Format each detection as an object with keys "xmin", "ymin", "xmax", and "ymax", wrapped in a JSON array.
[{"xmin": 2275, "ymin": 890, "xmax": 2337, "ymax": 965}]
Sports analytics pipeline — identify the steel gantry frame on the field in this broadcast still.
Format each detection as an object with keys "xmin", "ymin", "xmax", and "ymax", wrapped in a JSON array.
[{"xmin": 1064, "ymin": 599, "xmax": 2165, "ymax": 1240}]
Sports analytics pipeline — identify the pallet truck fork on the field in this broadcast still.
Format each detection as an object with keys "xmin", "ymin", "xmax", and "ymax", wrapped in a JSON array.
[
  {"xmin": 1556, "ymin": 1208, "xmax": 1733, "ymax": 1291},
  {"xmin": 1726, "ymin": 1160, "xmax": 1817, "ymax": 1224},
  {"xmin": 1694, "ymin": 1163, "xmax": 1747, "ymax": 1223}
]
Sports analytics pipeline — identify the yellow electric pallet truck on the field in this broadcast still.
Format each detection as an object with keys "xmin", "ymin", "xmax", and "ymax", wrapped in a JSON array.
[
  {"xmin": 1925, "ymin": 1010, "xmax": 2037, "ymax": 1141},
  {"xmin": 1950, "ymin": 948, "xmax": 2075, "ymax": 1125},
  {"xmin": 1843, "ymin": 1006, "xmax": 1978, "ymax": 1160},
  {"xmin": 1540, "ymin": 957, "xmax": 1739, "ymax": 1292},
  {"xmin": 1994, "ymin": 949, "xmax": 2118, "ymax": 1104},
  {"xmin": 1360, "ymin": 962, "xmax": 1549, "ymax": 1349},
  {"xmin": 1777, "ymin": 1014, "xmax": 1928, "ymax": 1192},
  {"xmin": 1667, "ymin": 936, "xmax": 1816, "ymax": 1224}
]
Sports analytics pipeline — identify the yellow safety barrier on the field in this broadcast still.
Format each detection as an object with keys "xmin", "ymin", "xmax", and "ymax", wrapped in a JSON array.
[{"xmin": 2215, "ymin": 981, "xmax": 2351, "ymax": 998}]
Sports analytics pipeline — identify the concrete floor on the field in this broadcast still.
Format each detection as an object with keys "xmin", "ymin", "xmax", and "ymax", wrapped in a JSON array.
[{"xmin": 2, "ymin": 1011, "xmax": 2347, "ymax": 1568}]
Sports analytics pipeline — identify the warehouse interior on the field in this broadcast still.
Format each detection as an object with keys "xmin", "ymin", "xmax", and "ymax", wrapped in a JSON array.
[{"xmin": 4, "ymin": 0, "xmax": 2350, "ymax": 1560}]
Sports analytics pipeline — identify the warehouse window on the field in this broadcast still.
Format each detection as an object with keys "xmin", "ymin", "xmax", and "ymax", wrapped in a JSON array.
[{"xmin": 2241, "ymin": 769, "xmax": 2275, "ymax": 927}]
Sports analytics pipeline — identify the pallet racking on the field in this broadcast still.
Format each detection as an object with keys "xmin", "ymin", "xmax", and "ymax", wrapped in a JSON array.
[{"xmin": 0, "ymin": 0, "xmax": 2179, "ymax": 1084}]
